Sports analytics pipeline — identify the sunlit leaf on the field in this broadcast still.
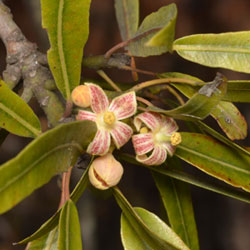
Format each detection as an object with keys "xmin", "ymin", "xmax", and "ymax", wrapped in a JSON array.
[
  {"xmin": 127, "ymin": 4, "xmax": 177, "ymax": 57},
  {"xmin": 0, "ymin": 120, "xmax": 96, "ymax": 214},
  {"xmin": 173, "ymin": 31, "xmax": 250, "ymax": 73},
  {"xmin": 58, "ymin": 200, "xmax": 82, "ymax": 250},
  {"xmin": 176, "ymin": 133, "xmax": 250, "ymax": 192},
  {"xmin": 41, "ymin": 0, "xmax": 91, "ymax": 100},
  {"xmin": 0, "ymin": 80, "xmax": 41, "ymax": 137}
]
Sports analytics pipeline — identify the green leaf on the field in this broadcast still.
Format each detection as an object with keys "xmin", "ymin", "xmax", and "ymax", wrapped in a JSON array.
[
  {"xmin": 41, "ymin": 0, "xmax": 91, "ymax": 100},
  {"xmin": 210, "ymin": 101, "xmax": 247, "ymax": 140},
  {"xmin": 226, "ymin": 80, "xmax": 250, "ymax": 103},
  {"xmin": 127, "ymin": 4, "xmax": 177, "ymax": 57},
  {"xmin": 0, "ymin": 80, "xmax": 41, "ymax": 137},
  {"xmin": 17, "ymin": 163, "xmax": 91, "ymax": 244},
  {"xmin": 152, "ymin": 167, "xmax": 199, "ymax": 250},
  {"xmin": 25, "ymin": 228, "xmax": 58, "ymax": 250},
  {"xmin": 173, "ymin": 31, "xmax": 250, "ymax": 73},
  {"xmin": 114, "ymin": 0, "xmax": 139, "ymax": 41},
  {"xmin": 118, "ymin": 153, "xmax": 250, "ymax": 204},
  {"xmin": 121, "ymin": 206, "xmax": 189, "ymax": 250},
  {"xmin": 113, "ymin": 187, "xmax": 189, "ymax": 250},
  {"xmin": 0, "ymin": 120, "xmax": 96, "ymax": 214},
  {"xmin": 58, "ymin": 200, "xmax": 82, "ymax": 250},
  {"xmin": 176, "ymin": 133, "xmax": 250, "ymax": 192},
  {"xmin": 150, "ymin": 73, "xmax": 227, "ymax": 120}
]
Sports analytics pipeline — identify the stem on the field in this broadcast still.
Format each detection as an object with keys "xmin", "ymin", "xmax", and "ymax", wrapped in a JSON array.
[
  {"xmin": 97, "ymin": 70, "xmax": 122, "ymax": 92},
  {"xmin": 164, "ymin": 85, "xmax": 185, "ymax": 105},
  {"xmin": 63, "ymin": 100, "xmax": 73, "ymax": 118},
  {"xmin": 121, "ymin": 65, "xmax": 156, "ymax": 76},
  {"xmin": 130, "ymin": 78, "xmax": 201, "ymax": 92},
  {"xmin": 136, "ymin": 96, "xmax": 153, "ymax": 107}
]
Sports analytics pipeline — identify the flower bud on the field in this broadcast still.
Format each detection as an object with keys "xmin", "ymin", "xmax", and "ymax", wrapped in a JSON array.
[
  {"xmin": 71, "ymin": 85, "xmax": 91, "ymax": 108},
  {"xmin": 88, "ymin": 153, "xmax": 124, "ymax": 190}
]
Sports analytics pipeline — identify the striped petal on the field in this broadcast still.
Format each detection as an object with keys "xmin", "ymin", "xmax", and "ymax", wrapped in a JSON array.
[
  {"xmin": 161, "ymin": 116, "xmax": 178, "ymax": 134},
  {"xmin": 134, "ymin": 112, "xmax": 162, "ymax": 131},
  {"xmin": 132, "ymin": 133, "xmax": 155, "ymax": 155},
  {"xmin": 110, "ymin": 121, "xmax": 133, "ymax": 148},
  {"xmin": 86, "ymin": 83, "xmax": 109, "ymax": 114},
  {"xmin": 162, "ymin": 142, "xmax": 176, "ymax": 156},
  {"xmin": 76, "ymin": 110, "xmax": 97, "ymax": 122},
  {"xmin": 109, "ymin": 92, "xmax": 137, "ymax": 120},
  {"xmin": 136, "ymin": 146, "xmax": 167, "ymax": 166},
  {"xmin": 87, "ymin": 130, "xmax": 110, "ymax": 155}
]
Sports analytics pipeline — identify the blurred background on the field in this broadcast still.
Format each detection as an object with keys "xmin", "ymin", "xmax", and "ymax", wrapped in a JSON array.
[{"xmin": 0, "ymin": 0, "xmax": 250, "ymax": 249}]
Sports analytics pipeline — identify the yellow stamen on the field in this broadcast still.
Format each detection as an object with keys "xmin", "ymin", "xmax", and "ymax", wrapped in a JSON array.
[
  {"xmin": 170, "ymin": 132, "xmax": 182, "ymax": 146},
  {"xmin": 140, "ymin": 127, "xmax": 148, "ymax": 134},
  {"xmin": 103, "ymin": 111, "xmax": 116, "ymax": 126}
]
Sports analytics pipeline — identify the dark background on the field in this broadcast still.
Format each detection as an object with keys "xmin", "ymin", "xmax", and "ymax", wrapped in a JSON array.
[{"xmin": 0, "ymin": 0, "xmax": 250, "ymax": 249}]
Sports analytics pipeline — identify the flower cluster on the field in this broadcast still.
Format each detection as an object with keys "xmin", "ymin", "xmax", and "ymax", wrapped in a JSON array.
[{"xmin": 73, "ymin": 83, "xmax": 181, "ymax": 189}]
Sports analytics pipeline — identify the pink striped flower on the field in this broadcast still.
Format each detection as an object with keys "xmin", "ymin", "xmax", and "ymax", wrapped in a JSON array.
[
  {"xmin": 76, "ymin": 83, "xmax": 137, "ymax": 155},
  {"xmin": 132, "ymin": 112, "xmax": 180, "ymax": 165}
]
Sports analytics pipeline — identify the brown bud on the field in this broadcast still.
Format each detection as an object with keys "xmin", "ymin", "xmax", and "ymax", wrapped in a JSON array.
[{"xmin": 71, "ymin": 85, "xmax": 91, "ymax": 108}]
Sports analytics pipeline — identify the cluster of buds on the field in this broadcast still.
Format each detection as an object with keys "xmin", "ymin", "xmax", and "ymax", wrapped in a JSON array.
[{"xmin": 72, "ymin": 83, "xmax": 182, "ymax": 190}]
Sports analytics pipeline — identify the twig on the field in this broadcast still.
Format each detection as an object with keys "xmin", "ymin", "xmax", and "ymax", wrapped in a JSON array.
[{"xmin": 97, "ymin": 70, "xmax": 122, "ymax": 92}]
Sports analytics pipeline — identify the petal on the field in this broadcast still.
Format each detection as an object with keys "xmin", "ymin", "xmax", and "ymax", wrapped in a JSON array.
[
  {"xmin": 109, "ymin": 92, "xmax": 137, "ymax": 120},
  {"xmin": 162, "ymin": 142, "xmax": 176, "ymax": 156},
  {"xmin": 161, "ymin": 116, "xmax": 179, "ymax": 134},
  {"xmin": 136, "ymin": 146, "xmax": 167, "ymax": 166},
  {"xmin": 87, "ymin": 130, "xmax": 110, "ymax": 155},
  {"xmin": 134, "ymin": 112, "xmax": 162, "ymax": 131},
  {"xmin": 132, "ymin": 133, "xmax": 155, "ymax": 155},
  {"xmin": 110, "ymin": 121, "xmax": 133, "ymax": 148},
  {"xmin": 86, "ymin": 83, "xmax": 109, "ymax": 114},
  {"xmin": 76, "ymin": 110, "xmax": 97, "ymax": 122}
]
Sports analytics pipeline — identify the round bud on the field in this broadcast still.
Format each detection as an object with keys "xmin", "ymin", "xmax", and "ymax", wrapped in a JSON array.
[
  {"xmin": 71, "ymin": 85, "xmax": 91, "ymax": 108},
  {"xmin": 88, "ymin": 153, "xmax": 124, "ymax": 190}
]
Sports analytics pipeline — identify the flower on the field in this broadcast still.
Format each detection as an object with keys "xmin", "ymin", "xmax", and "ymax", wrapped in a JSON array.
[
  {"xmin": 132, "ymin": 112, "xmax": 180, "ymax": 165},
  {"xmin": 88, "ymin": 153, "xmax": 124, "ymax": 190},
  {"xmin": 77, "ymin": 83, "xmax": 137, "ymax": 155},
  {"xmin": 71, "ymin": 85, "xmax": 91, "ymax": 108}
]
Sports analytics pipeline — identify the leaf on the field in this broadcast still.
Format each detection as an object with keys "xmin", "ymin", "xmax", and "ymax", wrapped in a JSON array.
[
  {"xmin": 226, "ymin": 80, "xmax": 250, "ymax": 103},
  {"xmin": 127, "ymin": 4, "xmax": 177, "ymax": 57},
  {"xmin": 121, "ymin": 206, "xmax": 189, "ymax": 250},
  {"xmin": 118, "ymin": 153, "xmax": 250, "ymax": 204},
  {"xmin": 113, "ymin": 187, "xmax": 189, "ymax": 250},
  {"xmin": 176, "ymin": 133, "xmax": 250, "ymax": 192},
  {"xmin": 152, "ymin": 167, "xmax": 199, "ymax": 250},
  {"xmin": 150, "ymin": 73, "xmax": 227, "ymax": 120},
  {"xmin": 210, "ymin": 101, "xmax": 247, "ymax": 140},
  {"xmin": 41, "ymin": 0, "xmax": 91, "ymax": 100},
  {"xmin": 58, "ymin": 200, "xmax": 82, "ymax": 250},
  {"xmin": 114, "ymin": 0, "xmax": 139, "ymax": 41},
  {"xmin": 0, "ymin": 80, "xmax": 41, "ymax": 137},
  {"xmin": 0, "ymin": 120, "xmax": 96, "ymax": 214},
  {"xmin": 173, "ymin": 31, "xmax": 250, "ymax": 73},
  {"xmin": 17, "ymin": 163, "xmax": 91, "ymax": 244},
  {"xmin": 25, "ymin": 227, "xmax": 58, "ymax": 250}
]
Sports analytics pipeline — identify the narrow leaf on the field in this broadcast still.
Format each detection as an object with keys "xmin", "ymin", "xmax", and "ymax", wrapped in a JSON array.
[
  {"xmin": 152, "ymin": 168, "xmax": 199, "ymax": 250},
  {"xmin": 0, "ymin": 120, "xmax": 96, "ymax": 214},
  {"xmin": 127, "ymin": 4, "xmax": 177, "ymax": 57},
  {"xmin": 41, "ymin": 0, "xmax": 91, "ymax": 100},
  {"xmin": 0, "ymin": 80, "xmax": 41, "ymax": 137},
  {"xmin": 113, "ymin": 187, "xmax": 188, "ymax": 250},
  {"xmin": 114, "ymin": 0, "xmax": 139, "ymax": 40},
  {"xmin": 226, "ymin": 80, "xmax": 250, "ymax": 103},
  {"xmin": 150, "ymin": 73, "xmax": 227, "ymax": 120},
  {"xmin": 121, "ymin": 207, "xmax": 189, "ymax": 250},
  {"xmin": 58, "ymin": 200, "xmax": 82, "ymax": 250},
  {"xmin": 176, "ymin": 133, "xmax": 250, "ymax": 192},
  {"xmin": 173, "ymin": 31, "xmax": 250, "ymax": 73}
]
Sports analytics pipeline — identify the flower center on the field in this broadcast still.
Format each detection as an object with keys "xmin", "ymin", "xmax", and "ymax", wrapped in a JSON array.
[
  {"xmin": 170, "ymin": 132, "xmax": 182, "ymax": 146},
  {"xmin": 140, "ymin": 127, "xmax": 148, "ymax": 134},
  {"xmin": 103, "ymin": 111, "xmax": 116, "ymax": 126}
]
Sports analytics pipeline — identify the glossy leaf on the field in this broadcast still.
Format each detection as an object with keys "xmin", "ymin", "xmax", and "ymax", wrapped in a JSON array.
[
  {"xmin": 113, "ymin": 187, "xmax": 188, "ymax": 250},
  {"xmin": 176, "ymin": 133, "xmax": 250, "ymax": 192},
  {"xmin": 58, "ymin": 200, "xmax": 82, "ymax": 250},
  {"xmin": 41, "ymin": 0, "xmax": 91, "ymax": 100},
  {"xmin": 114, "ymin": 0, "xmax": 139, "ymax": 41},
  {"xmin": 25, "ymin": 228, "xmax": 58, "ymax": 250},
  {"xmin": 0, "ymin": 120, "xmax": 96, "ymax": 214},
  {"xmin": 173, "ymin": 31, "xmax": 250, "ymax": 73},
  {"xmin": 118, "ymin": 153, "xmax": 250, "ymax": 204},
  {"xmin": 150, "ymin": 73, "xmax": 227, "ymax": 120},
  {"xmin": 121, "ymin": 206, "xmax": 189, "ymax": 250},
  {"xmin": 127, "ymin": 4, "xmax": 177, "ymax": 57},
  {"xmin": 0, "ymin": 80, "xmax": 41, "ymax": 137},
  {"xmin": 152, "ymin": 168, "xmax": 199, "ymax": 250},
  {"xmin": 210, "ymin": 101, "xmax": 247, "ymax": 140},
  {"xmin": 226, "ymin": 80, "xmax": 250, "ymax": 103}
]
